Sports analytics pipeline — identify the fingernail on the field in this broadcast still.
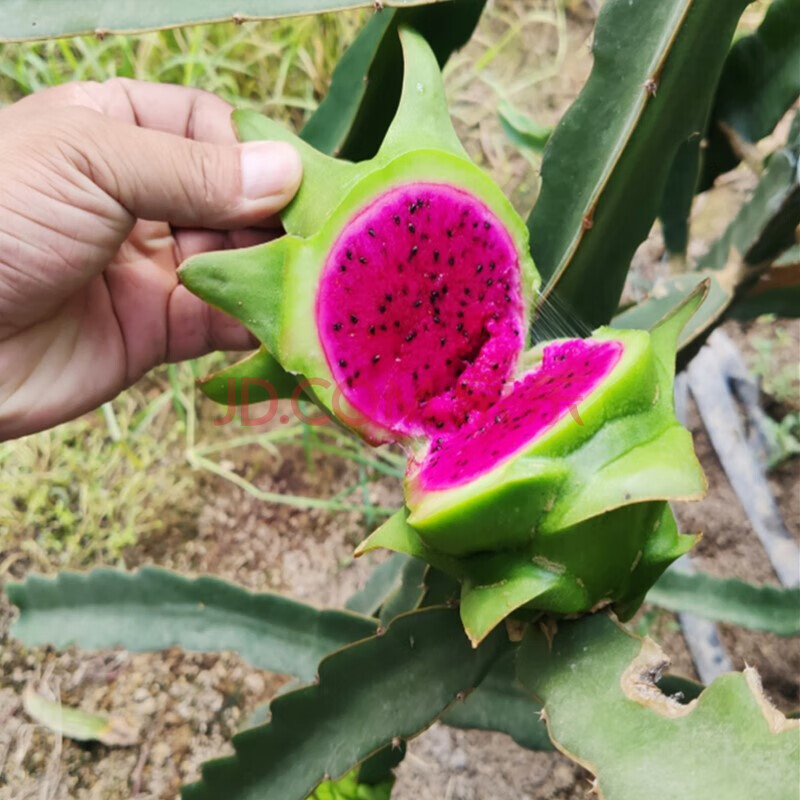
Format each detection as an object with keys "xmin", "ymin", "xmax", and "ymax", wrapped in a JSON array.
[{"xmin": 241, "ymin": 142, "xmax": 303, "ymax": 199}]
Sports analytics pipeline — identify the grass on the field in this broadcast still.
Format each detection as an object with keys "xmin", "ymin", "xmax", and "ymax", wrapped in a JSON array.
[
  {"xmin": 0, "ymin": 350, "xmax": 403, "ymax": 568},
  {"xmin": 750, "ymin": 325, "xmax": 800, "ymax": 408},
  {"xmin": 0, "ymin": 12, "xmax": 366, "ymax": 118},
  {"xmin": 0, "ymin": 367, "xmax": 199, "ymax": 568}
]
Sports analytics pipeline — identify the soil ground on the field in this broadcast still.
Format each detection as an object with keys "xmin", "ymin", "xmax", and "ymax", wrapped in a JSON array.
[{"xmin": 1, "ymin": 2, "xmax": 798, "ymax": 798}]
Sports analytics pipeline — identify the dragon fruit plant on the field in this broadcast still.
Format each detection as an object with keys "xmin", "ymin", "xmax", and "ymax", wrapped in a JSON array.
[
  {"xmin": 6, "ymin": 1, "xmax": 800, "ymax": 798},
  {"xmin": 180, "ymin": 27, "xmax": 706, "ymax": 643}
]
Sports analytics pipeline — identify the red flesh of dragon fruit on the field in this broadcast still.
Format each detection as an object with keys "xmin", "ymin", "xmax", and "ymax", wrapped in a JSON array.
[
  {"xmin": 419, "ymin": 338, "xmax": 622, "ymax": 489},
  {"xmin": 318, "ymin": 183, "xmax": 525, "ymax": 436}
]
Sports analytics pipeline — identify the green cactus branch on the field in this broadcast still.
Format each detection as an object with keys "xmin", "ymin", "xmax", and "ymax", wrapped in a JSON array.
[
  {"xmin": 700, "ymin": 0, "xmax": 800, "ymax": 191},
  {"xmin": 356, "ymin": 744, "xmax": 407, "ymax": 786},
  {"xmin": 698, "ymin": 111, "xmax": 800, "ymax": 273},
  {"xmin": 23, "ymin": 558, "xmax": 547, "ymax": 760},
  {"xmin": 729, "ymin": 258, "xmax": 800, "ymax": 320},
  {"xmin": 377, "ymin": 557, "xmax": 429, "ymax": 625},
  {"xmin": 528, "ymin": 0, "xmax": 750, "ymax": 330},
  {"xmin": 648, "ymin": 570, "xmax": 800, "ymax": 637},
  {"xmin": 517, "ymin": 614, "xmax": 799, "ymax": 800},
  {"xmin": 440, "ymin": 648, "xmax": 553, "ymax": 751},
  {"xmin": 613, "ymin": 276, "xmax": 732, "ymax": 354},
  {"xmin": 661, "ymin": 0, "xmax": 800, "ymax": 257},
  {"xmin": 7, "ymin": 567, "xmax": 377, "ymax": 682},
  {"xmin": 659, "ymin": 135, "xmax": 705, "ymax": 257},
  {"xmin": 182, "ymin": 606, "xmax": 505, "ymax": 800},
  {"xmin": 616, "ymin": 115, "xmax": 800, "ymax": 345},
  {"xmin": 345, "ymin": 554, "xmax": 411, "ymax": 616},
  {"xmin": 0, "ymin": 1, "xmax": 463, "ymax": 42}
]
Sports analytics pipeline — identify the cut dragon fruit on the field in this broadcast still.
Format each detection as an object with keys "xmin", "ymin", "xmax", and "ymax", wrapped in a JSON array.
[{"xmin": 180, "ymin": 26, "xmax": 707, "ymax": 643}]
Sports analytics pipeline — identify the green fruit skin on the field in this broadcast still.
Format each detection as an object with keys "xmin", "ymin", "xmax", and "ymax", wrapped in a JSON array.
[
  {"xmin": 360, "ymin": 503, "xmax": 696, "ymax": 643},
  {"xmin": 612, "ymin": 503, "xmax": 698, "ymax": 620},
  {"xmin": 405, "ymin": 459, "xmax": 569, "ymax": 556},
  {"xmin": 524, "ymin": 502, "xmax": 690, "ymax": 614},
  {"xmin": 461, "ymin": 503, "xmax": 684, "ymax": 617}
]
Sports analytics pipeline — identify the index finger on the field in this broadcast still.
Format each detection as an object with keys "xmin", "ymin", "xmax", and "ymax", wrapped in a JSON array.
[
  {"xmin": 105, "ymin": 78, "xmax": 238, "ymax": 144},
  {"xmin": 8, "ymin": 78, "xmax": 237, "ymax": 145}
]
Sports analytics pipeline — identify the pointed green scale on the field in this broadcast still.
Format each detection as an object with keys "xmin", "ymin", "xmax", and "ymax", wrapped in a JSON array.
[
  {"xmin": 233, "ymin": 108, "xmax": 361, "ymax": 238},
  {"xmin": 199, "ymin": 346, "xmax": 301, "ymax": 405},
  {"xmin": 358, "ymin": 503, "xmax": 695, "ymax": 646},
  {"xmin": 231, "ymin": 23, "xmax": 470, "ymax": 242}
]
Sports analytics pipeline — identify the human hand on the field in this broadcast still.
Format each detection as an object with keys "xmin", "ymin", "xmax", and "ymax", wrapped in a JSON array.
[{"xmin": 0, "ymin": 78, "xmax": 302, "ymax": 440}]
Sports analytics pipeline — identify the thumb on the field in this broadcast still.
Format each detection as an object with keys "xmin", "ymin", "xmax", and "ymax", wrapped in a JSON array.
[{"xmin": 70, "ymin": 107, "xmax": 303, "ymax": 228}]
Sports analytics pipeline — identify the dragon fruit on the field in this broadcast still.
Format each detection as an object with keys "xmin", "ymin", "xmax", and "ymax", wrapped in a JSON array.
[{"xmin": 180, "ymin": 27, "xmax": 706, "ymax": 644}]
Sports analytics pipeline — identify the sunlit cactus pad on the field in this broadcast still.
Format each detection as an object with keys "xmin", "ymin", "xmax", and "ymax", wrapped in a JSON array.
[{"xmin": 518, "ymin": 615, "xmax": 800, "ymax": 800}]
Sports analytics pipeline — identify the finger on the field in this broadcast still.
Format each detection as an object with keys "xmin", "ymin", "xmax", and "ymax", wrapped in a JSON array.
[
  {"xmin": 226, "ymin": 228, "xmax": 276, "ymax": 249},
  {"xmin": 103, "ymin": 79, "xmax": 238, "ymax": 144},
  {"xmin": 63, "ymin": 107, "xmax": 302, "ymax": 229},
  {"xmin": 243, "ymin": 213, "xmax": 284, "ymax": 230},
  {"xmin": 6, "ymin": 79, "xmax": 238, "ymax": 145},
  {"xmin": 173, "ymin": 228, "xmax": 277, "ymax": 268},
  {"xmin": 166, "ymin": 284, "xmax": 257, "ymax": 362},
  {"xmin": 173, "ymin": 207, "xmax": 283, "ymax": 232},
  {"xmin": 173, "ymin": 229, "xmax": 228, "ymax": 262}
]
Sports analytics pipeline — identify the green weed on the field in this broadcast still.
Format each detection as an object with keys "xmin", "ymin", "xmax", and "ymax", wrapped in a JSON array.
[
  {"xmin": 0, "ymin": 369, "xmax": 199, "ymax": 567},
  {"xmin": 749, "ymin": 322, "xmax": 800, "ymax": 408},
  {"xmin": 632, "ymin": 607, "xmax": 681, "ymax": 639}
]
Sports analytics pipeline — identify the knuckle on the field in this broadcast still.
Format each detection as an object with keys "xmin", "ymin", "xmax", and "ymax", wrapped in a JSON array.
[
  {"xmin": 101, "ymin": 77, "xmax": 137, "ymax": 113},
  {"xmin": 101, "ymin": 76, "xmax": 130, "ymax": 93},
  {"xmin": 1, "ymin": 106, "xmax": 98, "ymax": 174},
  {"xmin": 38, "ymin": 108, "xmax": 124, "ymax": 202}
]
